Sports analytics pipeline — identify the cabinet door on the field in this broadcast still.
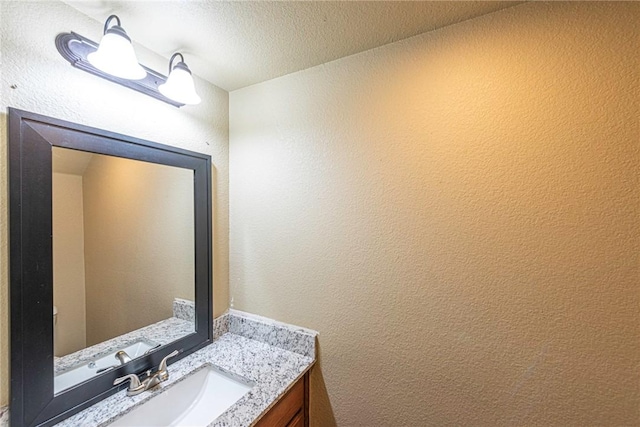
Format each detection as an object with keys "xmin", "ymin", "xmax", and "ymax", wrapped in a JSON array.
[{"xmin": 287, "ymin": 411, "xmax": 304, "ymax": 427}]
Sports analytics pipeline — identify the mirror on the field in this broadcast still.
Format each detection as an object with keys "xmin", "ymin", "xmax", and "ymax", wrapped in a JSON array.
[
  {"xmin": 52, "ymin": 147, "xmax": 196, "ymax": 393},
  {"xmin": 9, "ymin": 108, "xmax": 212, "ymax": 427}
]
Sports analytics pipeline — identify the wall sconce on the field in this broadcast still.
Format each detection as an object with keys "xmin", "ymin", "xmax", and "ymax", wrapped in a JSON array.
[
  {"xmin": 159, "ymin": 53, "xmax": 201, "ymax": 105},
  {"xmin": 56, "ymin": 15, "xmax": 201, "ymax": 107},
  {"xmin": 86, "ymin": 15, "xmax": 146, "ymax": 80}
]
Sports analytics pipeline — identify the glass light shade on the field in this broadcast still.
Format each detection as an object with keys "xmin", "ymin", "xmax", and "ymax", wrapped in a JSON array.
[
  {"xmin": 159, "ymin": 65, "xmax": 201, "ymax": 105},
  {"xmin": 87, "ymin": 31, "xmax": 146, "ymax": 80}
]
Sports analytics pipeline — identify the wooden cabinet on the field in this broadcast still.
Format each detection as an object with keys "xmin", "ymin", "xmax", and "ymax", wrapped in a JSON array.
[
  {"xmin": 255, "ymin": 372, "xmax": 309, "ymax": 427},
  {"xmin": 287, "ymin": 411, "xmax": 304, "ymax": 427}
]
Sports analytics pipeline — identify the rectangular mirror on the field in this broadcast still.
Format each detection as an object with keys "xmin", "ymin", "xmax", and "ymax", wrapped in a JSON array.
[{"xmin": 9, "ymin": 108, "xmax": 213, "ymax": 427}]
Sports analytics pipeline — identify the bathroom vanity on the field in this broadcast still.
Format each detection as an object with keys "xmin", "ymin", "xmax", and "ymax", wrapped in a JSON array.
[
  {"xmin": 1, "ymin": 309, "xmax": 316, "ymax": 427},
  {"xmin": 53, "ymin": 310, "xmax": 316, "ymax": 427}
]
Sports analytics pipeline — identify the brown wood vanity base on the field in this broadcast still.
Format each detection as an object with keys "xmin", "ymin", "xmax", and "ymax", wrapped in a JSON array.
[{"xmin": 256, "ymin": 372, "xmax": 309, "ymax": 427}]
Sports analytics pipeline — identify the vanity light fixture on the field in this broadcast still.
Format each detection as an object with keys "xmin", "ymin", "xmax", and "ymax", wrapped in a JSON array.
[
  {"xmin": 159, "ymin": 53, "xmax": 201, "ymax": 105},
  {"xmin": 56, "ymin": 16, "xmax": 202, "ymax": 108},
  {"xmin": 87, "ymin": 15, "xmax": 146, "ymax": 80}
]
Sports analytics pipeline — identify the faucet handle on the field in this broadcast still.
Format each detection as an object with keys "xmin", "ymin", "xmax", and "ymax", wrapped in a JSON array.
[
  {"xmin": 158, "ymin": 350, "xmax": 180, "ymax": 372},
  {"xmin": 114, "ymin": 373, "xmax": 147, "ymax": 396},
  {"xmin": 156, "ymin": 350, "xmax": 180, "ymax": 382},
  {"xmin": 113, "ymin": 373, "xmax": 142, "ymax": 389},
  {"xmin": 113, "ymin": 374, "xmax": 144, "ymax": 396}
]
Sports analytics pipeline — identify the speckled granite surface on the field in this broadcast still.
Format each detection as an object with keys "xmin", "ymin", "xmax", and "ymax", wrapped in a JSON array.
[
  {"xmin": 51, "ymin": 311, "xmax": 317, "ymax": 427},
  {"xmin": 172, "ymin": 298, "xmax": 195, "ymax": 322},
  {"xmin": 229, "ymin": 309, "xmax": 317, "ymax": 359},
  {"xmin": 213, "ymin": 311, "xmax": 230, "ymax": 339},
  {"xmin": 55, "ymin": 316, "xmax": 194, "ymax": 374}
]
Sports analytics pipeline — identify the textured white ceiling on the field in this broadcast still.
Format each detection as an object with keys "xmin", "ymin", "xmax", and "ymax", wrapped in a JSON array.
[{"xmin": 63, "ymin": 1, "xmax": 520, "ymax": 91}]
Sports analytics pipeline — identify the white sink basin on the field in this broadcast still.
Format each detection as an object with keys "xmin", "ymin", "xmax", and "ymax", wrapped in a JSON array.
[
  {"xmin": 109, "ymin": 365, "xmax": 253, "ymax": 427},
  {"xmin": 55, "ymin": 339, "xmax": 158, "ymax": 394}
]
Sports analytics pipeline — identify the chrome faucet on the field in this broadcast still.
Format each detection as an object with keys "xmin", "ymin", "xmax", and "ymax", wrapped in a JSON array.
[
  {"xmin": 113, "ymin": 350, "xmax": 180, "ymax": 396},
  {"xmin": 115, "ymin": 350, "xmax": 131, "ymax": 364},
  {"xmin": 95, "ymin": 350, "xmax": 133, "ymax": 374}
]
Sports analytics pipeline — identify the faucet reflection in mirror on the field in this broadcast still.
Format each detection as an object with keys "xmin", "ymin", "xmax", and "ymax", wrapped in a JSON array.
[
  {"xmin": 54, "ymin": 339, "xmax": 159, "ymax": 394},
  {"xmin": 56, "ymin": 15, "xmax": 201, "ymax": 106}
]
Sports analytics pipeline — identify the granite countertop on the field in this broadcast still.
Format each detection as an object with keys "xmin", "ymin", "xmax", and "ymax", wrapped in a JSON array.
[{"xmin": 52, "ymin": 310, "xmax": 317, "ymax": 427}]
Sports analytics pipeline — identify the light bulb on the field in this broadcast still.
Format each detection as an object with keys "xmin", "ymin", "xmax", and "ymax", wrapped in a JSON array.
[
  {"xmin": 159, "ymin": 55, "xmax": 201, "ymax": 105},
  {"xmin": 87, "ymin": 16, "xmax": 146, "ymax": 80}
]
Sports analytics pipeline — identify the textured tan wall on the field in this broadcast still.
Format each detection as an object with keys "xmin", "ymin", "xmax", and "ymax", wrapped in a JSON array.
[
  {"xmin": 0, "ymin": 0, "xmax": 229, "ymax": 407},
  {"xmin": 230, "ymin": 2, "xmax": 639, "ymax": 425},
  {"xmin": 52, "ymin": 172, "xmax": 87, "ymax": 357},
  {"xmin": 83, "ymin": 155, "xmax": 194, "ymax": 346}
]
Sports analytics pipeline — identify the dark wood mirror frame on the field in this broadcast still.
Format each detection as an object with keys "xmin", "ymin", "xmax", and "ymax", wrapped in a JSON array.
[{"xmin": 8, "ymin": 108, "xmax": 213, "ymax": 427}]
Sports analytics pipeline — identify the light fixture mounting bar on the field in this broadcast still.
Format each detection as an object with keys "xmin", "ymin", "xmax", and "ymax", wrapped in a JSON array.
[{"xmin": 55, "ymin": 32, "xmax": 184, "ymax": 108}]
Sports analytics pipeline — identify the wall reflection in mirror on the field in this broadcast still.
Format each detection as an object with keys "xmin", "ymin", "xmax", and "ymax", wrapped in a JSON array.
[{"xmin": 52, "ymin": 147, "xmax": 195, "ymax": 393}]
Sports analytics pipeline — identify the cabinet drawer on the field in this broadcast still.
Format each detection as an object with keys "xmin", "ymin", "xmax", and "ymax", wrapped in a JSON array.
[{"xmin": 256, "ymin": 374, "xmax": 307, "ymax": 427}]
